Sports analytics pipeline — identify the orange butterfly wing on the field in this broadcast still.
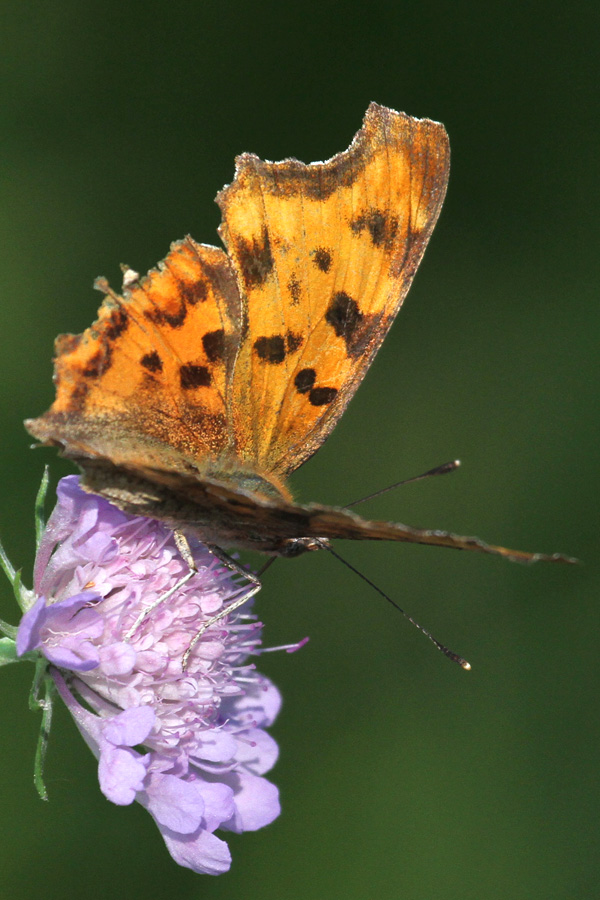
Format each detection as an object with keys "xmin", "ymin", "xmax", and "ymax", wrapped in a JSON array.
[
  {"xmin": 218, "ymin": 102, "xmax": 449, "ymax": 476},
  {"xmin": 27, "ymin": 240, "xmax": 243, "ymax": 473}
]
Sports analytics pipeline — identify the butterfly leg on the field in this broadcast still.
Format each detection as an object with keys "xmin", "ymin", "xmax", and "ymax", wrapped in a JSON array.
[
  {"xmin": 123, "ymin": 530, "xmax": 199, "ymax": 641},
  {"xmin": 203, "ymin": 542, "xmax": 262, "ymax": 582},
  {"xmin": 173, "ymin": 529, "xmax": 200, "ymax": 571},
  {"xmin": 123, "ymin": 533, "xmax": 263, "ymax": 662},
  {"xmin": 182, "ymin": 543, "xmax": 262, "ymax": 668}
]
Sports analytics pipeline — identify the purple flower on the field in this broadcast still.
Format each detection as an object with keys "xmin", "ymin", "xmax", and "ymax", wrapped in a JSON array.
[{"xmin": 16, "ymin": 476, "xmax": 305, "ymax": 875}]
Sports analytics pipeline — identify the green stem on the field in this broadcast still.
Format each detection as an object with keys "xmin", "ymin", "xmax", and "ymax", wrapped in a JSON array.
[
  {"xmin": 31, "ymin": 659, "xmax": 54, "ymax": 801},
  {"xmin": 34, "ymin": 466, "xmax": 50, "ymax": 550},
  {"xmin": 0, "ymin": 635, "xmax": 18, "ymax": 662},
  {"xmin": 0, "ymin": 538, "xmax": 16, "ymax": 584}
]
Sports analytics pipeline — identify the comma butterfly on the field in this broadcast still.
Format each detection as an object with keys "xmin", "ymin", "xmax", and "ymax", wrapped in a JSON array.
[{"xmin": 25, "ymin": 104, "xmax": 572, "ymax": 566}]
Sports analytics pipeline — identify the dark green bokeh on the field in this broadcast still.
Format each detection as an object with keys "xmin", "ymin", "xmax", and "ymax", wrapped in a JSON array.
[{"xmin": 1, "ymin": 2, "xmax": 597, "ymax": 898}]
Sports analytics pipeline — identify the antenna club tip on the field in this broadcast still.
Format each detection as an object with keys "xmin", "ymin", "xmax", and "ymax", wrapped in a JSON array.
[
  {"xmin": 445, "ymin": 649, "xmax": 471, "ymax": 670},
  {"xmin": 454, "ymin": 459, "xmax": 461, "ymax": 468}
]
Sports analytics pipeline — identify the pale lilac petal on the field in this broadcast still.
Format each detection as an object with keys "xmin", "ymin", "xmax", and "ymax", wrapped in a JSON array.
[
  {"xmin": 222, "ymin": 773, "xmax": 281, "ymax": 833},
  {"xmin": 43, "ymin": 640, "xmax": 99, "ymax": 671},
  {"xmin": 195, "ymin": 780, "xmax": 236, "ymax": 832},
  {"xmin": 143, "ymin": 773, "xmax": 205, "ymax": 833},
  {"xmin": 51, "ymin": 670, "xmax": 103, "ymax": 757},
  {"xmin": 233, "ymin": 728, "xmax": 279, "ymax": 775},
  {"xmin": 191, "ymin": 730, "xmax": 238, "ymax": 763},
  {"xmin": 103, "ymin": 707, "xmax": 155, "ymax": 747},
  {"xmin": 35, "ymin": 476, "xmax": 126, "ymax": 592},
  {"xmin": 33, "ymin": 477, "xmax": 82, "ymax": 587},
  {"xmin": 99, "ymin": 746, "xmax": 149, "ymax": 805},
  {"xmin": 99, "ymin": 641, "xmax": 137, "ymax": 675},
  {"xmin": 16, "ymin": 592, "xmax": 102, "ymax": 669},
  {"xmin": 227, "ymin": 678, "xmax": 282, "ymax": 727},
  {"xmin": 15, "ymin": 596, "xmax": 47, "ymax": 655},
  {"xmin": 51, "ymin": 601, "xmax": 104, "ymax": 639},
  {"xmin": 160, "ymin": 828, "xmax": 232, "ymax": 876}
]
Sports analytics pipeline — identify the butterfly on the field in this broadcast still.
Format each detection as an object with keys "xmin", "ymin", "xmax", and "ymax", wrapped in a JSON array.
[{"xmin": 25, "ymin": 103, "xmax": 571, "ymax": 568}]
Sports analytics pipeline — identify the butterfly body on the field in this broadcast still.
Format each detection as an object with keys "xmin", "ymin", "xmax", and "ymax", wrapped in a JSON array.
[{"xmin": 25, "ymin": 104, "xmax": 574, "ymax": 567}]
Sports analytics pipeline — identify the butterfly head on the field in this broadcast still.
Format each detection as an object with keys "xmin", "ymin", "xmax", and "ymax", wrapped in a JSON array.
[{"xmin": 278, "ymin": 536, "xmax": 331, "ymax": 557}]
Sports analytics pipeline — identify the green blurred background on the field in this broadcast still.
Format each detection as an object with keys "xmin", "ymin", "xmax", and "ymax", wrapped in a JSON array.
[{"xmin": 0, "ymin": 2, "xmax": 597, "ymax": 898}]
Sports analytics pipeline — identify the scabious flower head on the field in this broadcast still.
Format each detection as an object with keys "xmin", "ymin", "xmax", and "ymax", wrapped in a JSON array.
[{"xmin": 14, "ymin": 475, "xmax": 303, "ymax": 875}]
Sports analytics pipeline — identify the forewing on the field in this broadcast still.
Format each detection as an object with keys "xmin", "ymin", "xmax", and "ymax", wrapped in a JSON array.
[
  {"xmin": 218, "ymin": 103, "xmax": 450, "ymax": 477},
  {"xmin": 26, "ymin": 238, "xmax": 243, "ymax": 472}
]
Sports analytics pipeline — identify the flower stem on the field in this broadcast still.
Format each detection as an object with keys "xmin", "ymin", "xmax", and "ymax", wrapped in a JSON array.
[
  {"xmin": 0, "ymin": 636, "xmax": 18, "ymax": 663},
  {"xmin": 31, "ymin": 660, "xmax": 54, "ymax": 801},
  {"xmin": 34, "ymin": 466, "xmax": 50, "ymax": 550}
]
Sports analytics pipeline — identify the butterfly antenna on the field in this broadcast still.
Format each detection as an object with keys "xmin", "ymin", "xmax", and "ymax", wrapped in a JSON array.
[
  {"xmin": 321, "ymin": 541, "xmax": 471, "ymax": 671},
  {"xmin": 344, "ymin": 460, "xmax": 461, "ymax": 509},
  {"xmin": 257, "ymin": 557, "xmax": 277, "ymax": 578}
]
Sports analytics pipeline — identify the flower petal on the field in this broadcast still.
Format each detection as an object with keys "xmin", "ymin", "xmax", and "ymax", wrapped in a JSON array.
[
  {"xmin": 143, "ymin": 773, "xmax": 206, "ymax": 833},
  {"xmin": 99, "ymin": 746, "xmax": 149, "ymax": 805},
  {"xmin": 16, "ymin": 596, "xmax": 47, "ymax": 655},
  {"xmin": 233, "ymin": 727, "xmax": 279, "ymax": 775},
  {"xmin": 103, "ymin": 706, "xmax": 155, "ymax": 747},
  {"xmin": 195, "ymin": 780, "xmax": 235, "ymax": 832},
  {"xmin": 99, "ymin": 641, "xmax": 137, "ymax": 676},
  {"xmin": 16, "ymin": 592, "xmax": 103, "ymax": 669},
  {"xmin": 159, "ymin": 827, "xmax": 232, "ymax": 876},
  {"xmin": 227, "ymin": 678, "xmax": 282, "ymax": 727},
  {"xmin": 191, "ymin": 729, "xmax": 238, "ymax": 763},
  {"xmin": 43, "ymin": 641, "xmax": 99, "ymax": 671},
  {"xmin": 221, "ymin": 773, "xmax": 281, "ymax": 833}
]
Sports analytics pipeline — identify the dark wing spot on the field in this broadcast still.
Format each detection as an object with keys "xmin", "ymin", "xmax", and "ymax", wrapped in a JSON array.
[
  {"xmin": 288, "ymin": 272, "xmax": 302, "ymax": 305},
  {"xmin": 177, "ymin": 277, "xmax": 208, "ymax": 306},
  {"xmin": 82, "ymin": 344, "xmax": 112, "ymax": 378},
  {"xmin": 326, "ymin": 296, "xmax": 386, "ymax": 360},
  {"xmin": 313, "ymin": 247, "xmax": 332, "ymax": 272},
  {"xmin": 104, "ymin": 306, "xmax": 129, "ymax": 339},
  {"xmin": 326, "ymin": 291, "xmax": 363, "ymax": 346},
  {"xmin": 141, "ymin": 350, "xmax": 163, "ymax": 373},
  {"xmin": 202, "ymin": 329, "xmax": 226, "ymax": 363},
  {"xmin": 350, "ymin": 208, "xmax": 399, "ymax": 249},
  {"xmin": 65, "ymin": 380, "xmax": 90, "ymax": 411},
  {"xmin": 180, "ymin": 364, "xmax": 212, "ymax": 389},
  {"xmin": 309, "ymin": 386, "xmax": 338, "ymax": 406},
  {"xmin": 286, "ymin": 331, "xmax": 303, "ymax": 353},
  {"xmin": 254, "ymin": 335, "xmax": 286, "ymax": 364},
  {"xmin": 235, "ymin": 227, "xmax": 274, "ymax": 288},
  {"xmin": 294, "ymin": 368, "xmax": 316, "ymax": 394},
  {"xmin": 144, "ymin": 300, "xmax": 187, "ymax": 329}
]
